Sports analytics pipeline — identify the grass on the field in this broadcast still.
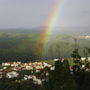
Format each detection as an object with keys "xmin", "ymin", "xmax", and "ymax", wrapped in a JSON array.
[{"xmin": 44, "ymin": 60, "xmax": 55, "ymax": 66}]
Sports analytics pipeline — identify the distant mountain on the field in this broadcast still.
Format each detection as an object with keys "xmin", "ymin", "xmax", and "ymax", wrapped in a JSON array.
[{"xmin": 0, "ymin": 26, "xmax": 89, "ymax": 36}]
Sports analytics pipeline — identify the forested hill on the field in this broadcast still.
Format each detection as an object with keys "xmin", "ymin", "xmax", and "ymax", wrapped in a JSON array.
[{"xmin": 0, "ymin": 27, "xmax": 89, "ymax": 62}]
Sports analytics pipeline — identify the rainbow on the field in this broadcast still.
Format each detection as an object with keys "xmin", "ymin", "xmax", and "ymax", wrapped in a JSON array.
[{"xmin": 36, "ymin": 0, "xmax": 63, "ymax": 58}]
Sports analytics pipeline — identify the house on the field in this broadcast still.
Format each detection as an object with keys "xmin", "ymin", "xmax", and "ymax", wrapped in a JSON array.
[{"xmin": 6, "ymin": 71, "xmax": 19, "ymax": 78}]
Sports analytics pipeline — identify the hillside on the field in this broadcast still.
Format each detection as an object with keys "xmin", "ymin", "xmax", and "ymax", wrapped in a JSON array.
[{"xmin": 0, "ymin": 28, "xmax": 89, "ymax": 61}]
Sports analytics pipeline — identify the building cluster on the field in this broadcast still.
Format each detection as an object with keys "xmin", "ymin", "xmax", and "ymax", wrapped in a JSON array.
[
  {"xmin": 0, "ymin": 61, "xmax": 54, "ymax": 85},
  {"xmin": 78, "ymin": 35, "xmax": 90, "ymax": 39},
  {"xmin": 0, "ymin": 58, "xmax": 90, "ymax": 85}
]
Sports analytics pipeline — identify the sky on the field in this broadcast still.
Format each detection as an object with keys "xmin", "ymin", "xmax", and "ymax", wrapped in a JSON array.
[{"xmin": 0, "ymin": 0, "xmax": 90, "ymax": 28}]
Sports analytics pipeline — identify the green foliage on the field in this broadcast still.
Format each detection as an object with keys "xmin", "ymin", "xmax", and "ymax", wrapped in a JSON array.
[
  {"xmin": 71, "ymin": 48, "xmax": 81, "ymax": 59},
  {"xmin": 44, "ymin": 60, "xmax": 77, "ymax": 90}
]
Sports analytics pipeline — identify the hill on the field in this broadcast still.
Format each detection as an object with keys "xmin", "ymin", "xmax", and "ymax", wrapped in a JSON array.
[{"xmin": 0, "ymin": 27, "xmax": 89, "ymax": 61}]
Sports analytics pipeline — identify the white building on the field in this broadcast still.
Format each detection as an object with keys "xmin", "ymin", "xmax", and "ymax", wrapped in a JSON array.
[{"xmin": 6, "ymin": 71, "xmax": 19, "ymax": 78}]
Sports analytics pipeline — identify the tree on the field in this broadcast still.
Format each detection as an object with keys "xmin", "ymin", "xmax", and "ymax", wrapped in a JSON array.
[
  {"xmin": 45, "ymin": 60, "xmax": 77, "ymax": 90},
  {"xmin": 49, "ymin": 45, "xmax": 54, "ymax": 59},
  {"xmin": 71, "ymin": 48, "xmax": 81, "ymax": 60}
]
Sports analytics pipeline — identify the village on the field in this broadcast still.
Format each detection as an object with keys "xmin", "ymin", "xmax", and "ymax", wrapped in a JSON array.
[
  {"xmin": 0, "ymin": 57, "xmax": 90, "ymax": 85},
  {"xmin": 0, "ymin": 61, "xmax": 55, "ymax": 85}
]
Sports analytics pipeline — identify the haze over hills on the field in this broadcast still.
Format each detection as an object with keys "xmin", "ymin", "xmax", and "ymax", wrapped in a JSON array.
[{"xmin": 0, "ymin": 26, "xmax": 90, "ymax": 35}]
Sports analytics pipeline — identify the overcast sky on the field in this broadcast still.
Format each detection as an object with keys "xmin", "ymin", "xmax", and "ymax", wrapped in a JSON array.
[{"xmin": 0, "ymin": 0, "xmax": 90, "ymax": 28}]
